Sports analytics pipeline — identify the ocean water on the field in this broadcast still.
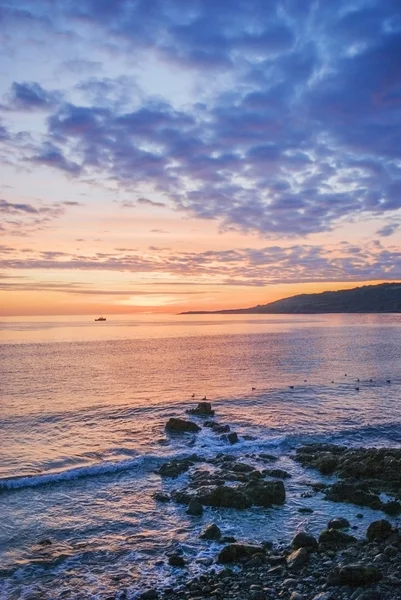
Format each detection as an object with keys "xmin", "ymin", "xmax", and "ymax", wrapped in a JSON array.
[{"xmin": 1, "ymin": 313, "xmax": 401, "ymax": 599}]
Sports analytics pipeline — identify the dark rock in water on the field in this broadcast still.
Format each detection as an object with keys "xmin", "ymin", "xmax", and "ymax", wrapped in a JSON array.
[
  {"xmin": 382, "ymin": 499, "xmax": 401, "ymax": 515},
  {"xmin": 38, "ymin": 538, "xmax": 52, "ymax": 546},
  {"xmin": 227, "ymin": 432, "xmax": 239, "ymax": 444},
  {"xmin": 186, "ymin": 498, "xmax": 203, "ymax": 516},
  {"xmin": 168, "ymin": 554, "xmax": 186, "ymax": 567},
  {"xmin": 170, "ymin": 489, "xmax": 193, "ymax": 504},
  {"xmin": 200, "ymin": 523, "xmax": 221, "ymax": 540},
  {"xmin": 152, "ymin": 492, "xmax": 170, "ymax": 503},
  {"xmin": 156, "ymin": 455, "xmax": 200, "ymax": 477},
  {"xmin": 328, "ymin": 517, "xmax": 350, "ymax": 529},
  {"xmin": 314, "ymin": 454, "xmax": 339, "ymax": 474},
  {"xmin": 318, "ymin": 528, "xmax": 357, "ymax": 546},
  {"xmin": 291, "ymin": 531, "xmax": 318, "ymax": 550},
  {"xmin": 286, "ymin": 547, "xmax": 309, "ymax": 571},
  {"xmin": 139, "ymin": 590, "xmax": 158, "ymax": 599},
  {"xmin": 366, "ymin": 519, "xmax": 392, "ymax": 541},
  {"xmin": 263, "ymin": 468, "xmax": 291, "ymax": 479},
  {"xmin": 203, "ymin": 421, "xmax": 231, "ymax": 433},
  {"xmin": 259, "ymin": 453, "xmax": 278, "ymax": 461},
  {"xmin": 165, "ymin": 418, "xmax": 200, "ymax": 433},
  {"xmin": 325, "ymin": 481, "xmax": 381, "ymax": 509},
  {"xmin": 328, "ymin": 564, "xmax": 383, "ymax": 586},
  {"xmin": 244, "ymin": 479, "xmax": 286, "ymax": 507},
  {"xmin": 298, "ymin": 507, "xmax": 314, "ymax": 514},
  {"xmin": 198, "ymin": 485, "xmax": 251, "ymax": 509},
  {"xmin": 187, "ymin": 402, "xmax": 215, "ymax": 417},
  {"xmin": 217, "ymin": 543, "xmax": 264, "ymax": 563}
]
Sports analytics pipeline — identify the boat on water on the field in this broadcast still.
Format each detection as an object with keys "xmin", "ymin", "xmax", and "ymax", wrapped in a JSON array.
[{"xmin": 95, "ymin": 317, "xmax": 106, "ymax": 322}]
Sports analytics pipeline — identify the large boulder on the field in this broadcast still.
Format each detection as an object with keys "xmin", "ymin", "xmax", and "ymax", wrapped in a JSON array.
[
  {"xmin": 292, "ymin": 531, "xmax": 318, "ymax": 550},
  {"xmin": 328, "ymin": 517, "xmax": 350, "ymax": 529},
  {"xmin": 245, "ymin": 480, "xmax": 286, "ymax": 507},
  {"xmin": 157, "ymin": 455, "xmax": 199, "ymax": 477},
  {"xmin": 198, "ymin": 485, "xmax": 251, "ymax": 509},
  {"xmin": 366, "ymin": 519, "xmax": 392, "ymax": 541},
  {"xmin": 318, "ymin": 528, "xmax": 356, "ymax": 546},
  {"xmin": 186, "ymin": 498, "xmax": 203, "ymax": 516},
  {"xmin": 325, "ymin": 481, "xmax": 381, "ymax": 509},
  {"xmin": 200, "ymin": 523, "xmax": 221, "ymax": 540},
  {"xmin": 217, "ymin": 543, "xmax": 264, "ymax": 563},
  {"xmin": 329, "ymin": 564, "xmax": 383, "ymax": 586},
  {"xmin": 165, "ymin": 418, "xmax": 200, "ymax": 433},
  {"xmin": 287, "ymin": 547, "xmax": 309, "ymax": 571},
  {"xmin": 187, "ymin": 402, "xmax": 215, "ymax": 417}
]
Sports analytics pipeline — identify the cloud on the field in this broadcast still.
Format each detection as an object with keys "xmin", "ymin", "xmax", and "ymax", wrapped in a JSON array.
[
  {"xmin": 0, "ymin": 198, "xmax": 66, "ymax": 236},
  {"xmin": 376, "ymin": 223, "xmax": 400, "ymax": 237},
  {"xmin": 1, "ymin": 0, "xmax": 401, "ymax": 240},
  {"xmin": 1, "ymin": 241, "xmax": 400, "ymax": 286},
  {"xmin": 7, "ymin": 81, "xmax": 62, "ymax": 111}
]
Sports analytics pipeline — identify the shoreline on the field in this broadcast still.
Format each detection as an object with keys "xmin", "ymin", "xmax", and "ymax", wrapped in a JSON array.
[{"xmin": 135, "ymin": 407, "xmax": 401, "ymax": 600}]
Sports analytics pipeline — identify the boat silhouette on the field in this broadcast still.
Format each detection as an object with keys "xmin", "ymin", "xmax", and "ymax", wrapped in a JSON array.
[{"xmin": 95, "ymin": 316, "xmax": 106, "ymax": 321}]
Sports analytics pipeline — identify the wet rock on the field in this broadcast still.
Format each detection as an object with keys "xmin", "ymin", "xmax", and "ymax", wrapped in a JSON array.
[
  {"xmin": 382, "ymin": 499, "xmax": 401, "ymax": 515},
  {"xmin": 152, "ymin": 492, "xmax": 170, "ymax": 502},
  {"xmin": 139, "ymin": 590, "xmax": 158, "ymax": 599},
  {"xmin": 186, "ymin": 498, "xmax": 203, "ymax": 516},
  {"xmin": 298, "ymin": 507, "xmax": 314, "ymax": 514},
  {"xmin": 263, "ymin": 468, "xmax": 291, "ymax": 479},
  {"xmin": 325, "ymin": 482, "xmax": 381, "ymax": 509},
  {"xmin": 217, "ymin": 543, "xmax": 264, "ymax": 563},
  {"xmin": 38, "ymin": 538, "xmax": 52, "ymax": 546},
  {"xmin": 165, "ymin": 418, "xmax": 200, "ymax": 433},
  {"xmin": 311, "ymin": 594, "xmax": 333, "ymax": 600},
  {"xmin": 187, "ymin": 402, "xmax": 215, "ymax": 417},
  {"xmin": 329, "ymin": 564, "xmax": 383, "ymax": 586},
  {"xmin": 168, "ymin": 554, "xmax": 186, "ymax": 567},
  {"xmin": 366, "ymin": 519, "xmax": 392, "ymax": 541},
  {"xmin": 292, "ymin": 531, "xmax": 318, "ymax": 550},
  {"xmin": 244, "ymin": 479, "xmax": 286, "ymax": 507},
  {"xmin": 286, "ymin": 547, "xmax": 309, "ymax": 571},
  {"xmin": 204, "ymin": 421, "xmax": 230, "ymax": 433},
  {"xmin": 197, "ymin": 485, "xmax": 251, "ymax": 509},
  {"xmin": 319, "ymin": 528, "xmax": 357, "ymax": 546},
  {"xmin": 250, "ymin": 592, "xmax": 267, "ymax": 600},
  {"xmin": 227, "ymin": 432, "xmax": 239, "ymax": 444},
  {"xmin": 328, "ymin": 517, "xmax": 350, "ymax": 529},
  {"xmin": 200, "ymin": 524, "xmax": 221, "ymax": 540},
  {"xmin": 157, "ymin": 455, "xmax": 200, "ymax": 477}
]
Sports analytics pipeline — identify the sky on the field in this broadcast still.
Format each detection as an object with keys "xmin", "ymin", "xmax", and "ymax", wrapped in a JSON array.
[{"xmin": 1, "ymin": 0, "xmax": 401, "ymax": 316}]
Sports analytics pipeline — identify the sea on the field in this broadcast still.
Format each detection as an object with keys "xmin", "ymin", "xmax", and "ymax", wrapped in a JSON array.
[{"xmin": 1, "ymin": 313, "xmax": 401, "ymax": 599}]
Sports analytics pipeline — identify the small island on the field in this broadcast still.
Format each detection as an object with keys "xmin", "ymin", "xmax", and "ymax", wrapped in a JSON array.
[{"xmin": 181, "ymin": 282, "xmax": 401, "ymax": 315}]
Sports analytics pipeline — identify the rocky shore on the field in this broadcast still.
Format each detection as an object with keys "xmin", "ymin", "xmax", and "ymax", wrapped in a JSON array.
[{"xmin": 137, "ymin": 405, "xmax": 401, "ymax": 600}]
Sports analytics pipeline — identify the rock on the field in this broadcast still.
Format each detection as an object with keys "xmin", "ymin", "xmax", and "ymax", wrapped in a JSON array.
[
  {"xmin": 165, "ymin": 418, "xmax": 200, "ymax": 433},
  {"xmin": 298, "ymin": 507, "xmax": 314, "ymax": 514},
  {"xmin": 315, "ymin": 454, "xmax": 339, "ymax": 474},
  {"xmin": 204, "ymin": 421, "xmax": 230, "ymax": 433},
  {"xmin": 382, "ymin": 499, "xmax": 401, "ymax": 515},
  {"xmin": 326, "ymin": 482, "xmax": 381, "ymax": 509},
  {"xmin": 311, "ymin": 594, "xmax": 333, "ymax": 600},
  {"xmin": 200, "ymin": 524, "xmax": 221, "ymax": 540},
  {"xmin": 139, "ymin": 590, "xmax": 158, "ymax": 600},
  {"xmin": 383, "ymin": 544, "xmax": 398, "ymax": 557},
  {"xmin": 186, "ymin": 498, "xmax": 203, "ymax": 516},
  {"xmin": 335, "ymin": 564, "xmax": 383, "ymax": 586},
  {"xmin": 250, "ymin": 592, "xmax": 266, "ymax": 600},
  {"xmin": 292, "ymin": 531, "xmax": 318, "ymax": 550},
  {"xmin": 198, "ymin": 485, "xmax": 251, "ymax": 509},
  {"xmin": 355, "ymin": 592, "xmax": 381, "ymax": 600},
  {"xmin": 286, "ymin": 547, "xmax": 309, "ymax": 571},
  {"xmin": 227, "ymin": 432, "xmax": 239, "ymax": 444},
  {"xmin": 38, "ymin": 538, "xmax": 52, "ymax": 546},
  {"xmin": 319, "ymin": 528, "xmax": 357, "ymax": 546},
  {"xmin": 263, "ymin": 468, "xmax": 291, "ymax": 479},
  {"xmin": 328, "ymin": 517, "xmax": 350, "ymax": 529},
  {"xmin": 152, "ymin": 492, "xmax": 170, "ymax": 502},
  {"xmin": 366, "ymin": 519, "xmax": 392, "ymax": 541},
  {"xmin": 187, "ymin": 402, "xmax": 215, "ymax": 417},
  {"xmin": 157, "ymin": 455, "xmax": 200, "ymax": 477},
  {"xmin": 168, "ymin": 554, "xmax": 186, "ymax": 567},
  {"xmin": 217, "ymin": 543, "xmax": 264, "ymax": 563},
  {"xmin": 245, "ymin": 480, "xmax": 286, "ymax": 507}
]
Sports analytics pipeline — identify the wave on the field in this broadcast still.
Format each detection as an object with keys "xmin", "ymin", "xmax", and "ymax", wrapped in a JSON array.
[{"xmin": 0, "ymin": 454, "xmax": 166, "ymax": 492}]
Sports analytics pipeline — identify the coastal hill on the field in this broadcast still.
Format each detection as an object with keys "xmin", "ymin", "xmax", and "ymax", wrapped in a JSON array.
[{"xmin": 181, "ymin": 282, "xmax": 401, "ymax": 314}]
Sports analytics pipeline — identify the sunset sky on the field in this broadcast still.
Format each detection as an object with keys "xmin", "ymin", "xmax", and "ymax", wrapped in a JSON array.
[{"xmin": 1, "ymin": 0, "xmax": 400, "ymax": 316}]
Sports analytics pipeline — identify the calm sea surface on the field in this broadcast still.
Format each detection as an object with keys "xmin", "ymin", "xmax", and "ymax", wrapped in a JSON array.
[{"xmin": 1, "ymin": 314, "xmax": 401, "ymax": 599}]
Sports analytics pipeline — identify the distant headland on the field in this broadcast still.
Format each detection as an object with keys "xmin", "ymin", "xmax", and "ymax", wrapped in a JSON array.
[{"xmin": 181, "ymin": 282, "xmax": 401, "ymax": 315}]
